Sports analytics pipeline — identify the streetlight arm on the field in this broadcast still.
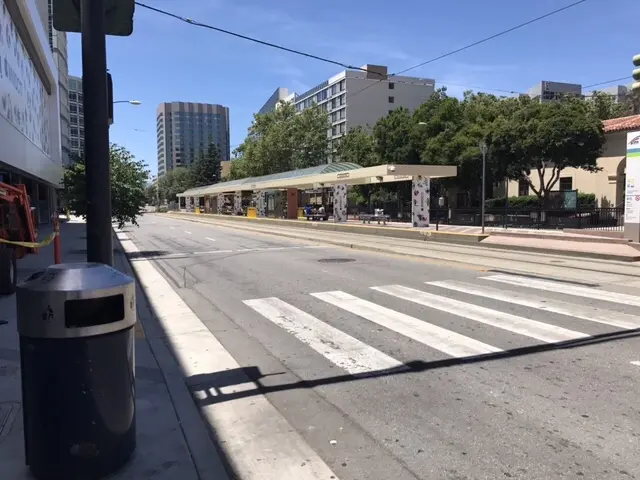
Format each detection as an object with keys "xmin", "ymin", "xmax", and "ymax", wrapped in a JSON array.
[{"xmin": 113, "ymin": 100, "xmax": 142, "ymax": 105}]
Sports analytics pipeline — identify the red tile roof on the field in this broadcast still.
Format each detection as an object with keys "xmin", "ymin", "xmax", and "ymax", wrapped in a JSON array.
[{"xmin": 603, "ymin": 114, "xmax": 640, "ymax": 133}]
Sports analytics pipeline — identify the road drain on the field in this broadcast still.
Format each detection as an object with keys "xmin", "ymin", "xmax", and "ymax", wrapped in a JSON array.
[{"xmin": 318, "ymin": 258, "xmax": 355, "ymax": 264}]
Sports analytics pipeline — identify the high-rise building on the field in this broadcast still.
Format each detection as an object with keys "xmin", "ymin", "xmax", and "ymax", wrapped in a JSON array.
[
  {"xmin": 591, "ymin": 84, "xmax": 629, "ymax": 103},
  {"xmin": 0, "ymin": 0, "xmax": 63, "ymax": 223},
  {"xmin": 156, "ymin": 102, "xmax": 230, "ymax": 178},
  {"xmin": 527, "ymin": 81, "xmax": 582, "ymax": 103},
  {"xmin": 257, "ymin": 87, "xmax": 294, "ymax": 115},
  {"xmin": 259, "ymin": 65, "xmax": 435, "ymax": 161},
  {"xmin": 68, "ymin": 75, "xmax": 84, "ymax": 158}
]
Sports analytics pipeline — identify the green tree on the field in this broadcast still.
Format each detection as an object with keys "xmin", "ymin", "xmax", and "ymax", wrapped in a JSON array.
[
  {"xmin": 230, "ymin": 101, "xmax": 331, "ymax": 180},
  {"xmin": 491, "ymin": 97, "xmax": 604, "ymax": 206},
  {"xmin": 157, "ymin": 167, "xmax": 191, "ymax": 204},
  {"xmin": 373, "ymin": 107, "xmax": 421, "ymax": 164},
  {"xmin": 586, "ymin": 91, "xmax": 631, "ymax": 120},
  {"xmin": 190, "ymin": 141, "xmax": 222, "ymax": 187},
  {"xmin": 145, "ymin": 183, "xmax": 157, "ymax": 205},
  {"xmin": 61, "ymin": 144, "xmax": 149, "ymax": 228},
  {"xmin": 335, "ymin": 126, "xmax": 379, "ymax": 166}
]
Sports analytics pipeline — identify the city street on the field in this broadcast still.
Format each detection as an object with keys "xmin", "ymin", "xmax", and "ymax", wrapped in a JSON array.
[{"xmin": 122, "ymin": 214, "xmax": 640, "ymax": 480}]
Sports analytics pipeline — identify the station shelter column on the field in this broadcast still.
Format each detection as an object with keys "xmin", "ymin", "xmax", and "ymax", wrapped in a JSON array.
[
  {"xmin": 253, "ymin": 190, "xmax": 266, "ymax": 217},
  {"xmin": 216, "ymin": 194, "xmax": 224, "ymax": 214},
  {"xmin": 411, "ymin": 175, "xmax": 430, "ymax": 227},
  {"xmin": 234, "ymin": 191, "xmax": 243, "ymax": 215},
  {"xmin": 332, "ymin": 184, "xmax": 348, "ymax": 223}
]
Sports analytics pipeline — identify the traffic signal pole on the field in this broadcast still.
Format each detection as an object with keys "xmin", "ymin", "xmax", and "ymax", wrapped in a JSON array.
[{"xmin": 81, "ymin": 0, "xmax": 113, "ymax": 266}]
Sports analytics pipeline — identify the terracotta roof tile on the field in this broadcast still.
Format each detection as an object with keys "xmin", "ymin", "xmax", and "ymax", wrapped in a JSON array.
[{"xmin": 603, "ymin": 114, "xmax": 640, "ymax": 133}]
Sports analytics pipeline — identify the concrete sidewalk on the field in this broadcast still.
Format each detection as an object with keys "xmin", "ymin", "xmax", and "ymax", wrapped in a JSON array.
[{"xmin": 0, "ymin": 218, "xmax": 226, "ymax": 479}]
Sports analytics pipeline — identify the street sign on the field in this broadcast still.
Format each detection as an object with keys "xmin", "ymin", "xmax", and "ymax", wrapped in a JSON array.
[{"xmin": 52, "ymin": 0, "xmax": 135, "ymax": 36}]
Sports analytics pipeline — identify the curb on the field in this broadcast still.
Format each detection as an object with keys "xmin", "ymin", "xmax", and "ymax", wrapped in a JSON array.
[
  {"xmin": 164, "ymin": 213, "xmax": 640, "ymax": 264},
  {"xmin": 489, "ymin": 230, "xmax": 632, "ymax": 245},
  {"xmin": 112, "ymin": 228, "xmax": 229, "ymax": 480}
]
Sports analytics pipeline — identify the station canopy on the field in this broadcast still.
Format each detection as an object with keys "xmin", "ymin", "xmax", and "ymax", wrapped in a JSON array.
[{"xmin": 178, "ymin": 162, "xmax": 457, "ymax": 198}]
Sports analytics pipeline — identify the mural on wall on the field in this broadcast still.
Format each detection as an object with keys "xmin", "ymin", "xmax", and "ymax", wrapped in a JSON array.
[
  {"xmin": 411, "ymin": 175, "xmax": 430, "ymax": 227},
  {"xmin": 0, "ymin": 1, "xmax": 50, "ymax": 156},
  {"xmin": 332, "ymin": 184, "xmax": 348, "ymax": 222},
  {"xmin": 253, "ymin": 190, "xmax": 266, "ymax": 217},
  {"xmin": 217, "ymin": 194, "xmax": 224, "ymax": 214},
  {"xmin": 234, "ymin": 191, "xmax": 242, "ymax": 214}
]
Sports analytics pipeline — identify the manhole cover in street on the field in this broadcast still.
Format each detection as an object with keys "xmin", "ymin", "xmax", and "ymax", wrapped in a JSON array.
[
  {"xmin": 0, "ymin": 402, "xmax": 19, "ymax": 439},
  {"xmin": 318, "ymin": 258, "xmax": 355, "ymax": 264}
]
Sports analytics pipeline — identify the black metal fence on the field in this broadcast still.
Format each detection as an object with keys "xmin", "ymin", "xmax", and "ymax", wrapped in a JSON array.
[{"xmin": 351, "ymin": 205, "xmax": 625, "ymax": 231}]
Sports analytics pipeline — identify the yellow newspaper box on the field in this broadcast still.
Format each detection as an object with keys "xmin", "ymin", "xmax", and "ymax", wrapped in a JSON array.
[{"xmin": 247, "ymin": 207, "xmax": 257, "ymax": 218}]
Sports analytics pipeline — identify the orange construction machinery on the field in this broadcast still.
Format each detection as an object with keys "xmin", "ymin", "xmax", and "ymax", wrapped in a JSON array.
[{"xmin": 0, "ymin": 182, "xmax": 39, "ymax": 294}]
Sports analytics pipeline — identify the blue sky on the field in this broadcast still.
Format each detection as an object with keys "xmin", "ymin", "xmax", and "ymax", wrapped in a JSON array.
[{"xmin": 66, "ymin": 0, "xmax": 639, "ymax": 176}]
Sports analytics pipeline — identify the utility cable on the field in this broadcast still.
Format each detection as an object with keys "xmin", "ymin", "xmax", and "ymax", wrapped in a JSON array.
[
  {"xmin": 134, "ymin": 1, "xmax": 380, "ymax": 76},
  {"xmin": 347, "ymin": 0, "xmax": 591, "ymax": 100}
]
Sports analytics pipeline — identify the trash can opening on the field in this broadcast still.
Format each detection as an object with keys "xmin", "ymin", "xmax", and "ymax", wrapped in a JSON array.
[{"xmin": 64, "ymin": 294, "xmax": 125, "ymax": 328}]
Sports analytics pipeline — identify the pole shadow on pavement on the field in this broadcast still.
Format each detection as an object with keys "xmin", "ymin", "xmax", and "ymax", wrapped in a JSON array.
[{"xmin": 185, "ymin": 327, "xmax": 640, "ymax": 408}]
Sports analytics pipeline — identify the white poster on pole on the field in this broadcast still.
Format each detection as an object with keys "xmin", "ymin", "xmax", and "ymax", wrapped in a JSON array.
[{"xmin": 624, "ymin": 132, "xmax": 640, "ymax": 223}]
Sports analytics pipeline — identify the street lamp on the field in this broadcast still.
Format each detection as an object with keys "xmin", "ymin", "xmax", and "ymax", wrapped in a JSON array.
[
  {"xmin": 113, "ymin": 100, "xmax": 141, "ymax": 105},
  {"xmin": 479, "ymin": 141, "xmax": 488, "ymax": 234}
]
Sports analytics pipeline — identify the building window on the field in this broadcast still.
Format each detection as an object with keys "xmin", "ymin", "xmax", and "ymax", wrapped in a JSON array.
[
  {"xmin": 388, "ymin": 96, "xmax": 395, "ymax": 103},
  {"xmin": 389, "ymin": 82, "xmax": 395, "ymax": 89},
  {"xmin": 518, "ymin": 179, "xmax": 529, "ymax": 196},
  {"xmin": 559, "ymin": 177, "xmax": 573, "ymax": 191}
]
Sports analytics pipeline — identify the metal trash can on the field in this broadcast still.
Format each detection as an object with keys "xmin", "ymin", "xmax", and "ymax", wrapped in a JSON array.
[{"xmin": 16, "ymin": 263, "xmax": 137, "ymax": 480}]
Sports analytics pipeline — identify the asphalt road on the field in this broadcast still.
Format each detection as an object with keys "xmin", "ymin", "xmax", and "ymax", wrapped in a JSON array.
[{"xmin": 125, "ymin": 214, "xmax": 640, "ymax": 480}]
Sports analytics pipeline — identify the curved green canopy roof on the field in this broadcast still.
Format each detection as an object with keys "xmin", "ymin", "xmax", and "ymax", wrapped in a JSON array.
[{"xmin": 181, "ymin": 162, "xmax": 363, "ymax": 196}]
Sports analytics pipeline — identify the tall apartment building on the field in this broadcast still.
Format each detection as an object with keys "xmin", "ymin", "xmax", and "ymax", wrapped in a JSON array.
[
  {"xmin": 527, "ymin": 80, "xmax": 582, "ymax": 102},
  {"xmin": 260, "ymin": 65, "xmax": 434, "ymax": 160},
  {"xmin": 156, "ymin": 102, "xmax": 230, "ymax": 177},
  {"xmin": 258, "ymin": 87, "xmax": 293, "ymax": 115},
  {"xmin": 68, "ymin": 75, "xmax": 84, "ymax": 158}
]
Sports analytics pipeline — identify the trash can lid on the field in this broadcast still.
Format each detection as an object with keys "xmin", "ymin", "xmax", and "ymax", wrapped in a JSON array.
[{"xmin": 18, "ymin": 262, "xmax": 134, "ymax": 293}]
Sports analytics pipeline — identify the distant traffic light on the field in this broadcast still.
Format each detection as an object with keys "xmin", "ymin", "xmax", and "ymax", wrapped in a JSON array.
[{"xmin": 633, "ymin": 54, "xmax": 640, "ymax": 91}]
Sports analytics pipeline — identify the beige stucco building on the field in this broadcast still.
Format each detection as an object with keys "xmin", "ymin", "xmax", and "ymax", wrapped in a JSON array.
[{"xmin": 505, "ymin": 114, "xmax": 640, "ymax": 207}]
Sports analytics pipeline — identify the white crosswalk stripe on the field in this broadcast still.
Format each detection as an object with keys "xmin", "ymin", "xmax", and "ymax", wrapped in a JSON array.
[
  {"xmin": 242, "ymin": 274, "xmax": 635, "ymax": 379},
  {"xmin": 243, "ymin": 297, "xmax": 404, "ymax": 375},
  {"xmin": 427, "ymin": 280, "xmax": 640, "ymax": 330},
  {"xmin": 371, "ymin": 284, "xmax": 588, "ymax": 343},
  {"xmin": 483, "ymin": 274, "xmax": 640, "ymax": 307},
  {"xmin": 311, "ymin": 290, "xmax": 501, "ymax": 358}
]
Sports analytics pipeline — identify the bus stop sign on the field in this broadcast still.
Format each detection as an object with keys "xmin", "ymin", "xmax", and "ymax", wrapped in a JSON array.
[{"xmin": 52, "ymin": 0, "xmax": 135, "ymax": 36}]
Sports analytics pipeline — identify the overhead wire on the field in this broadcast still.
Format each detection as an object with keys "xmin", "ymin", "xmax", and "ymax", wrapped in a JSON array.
[
  {"xmin": 134, "ymin": 1, "xmax": 381, "ymax": 76},
  {"xmin": 346, "ymin": 0, "xmax": 591, "ymax": 101},
  {"xmin": 135, "ymin": 1, "xmax": 628, "ymax": 127}
]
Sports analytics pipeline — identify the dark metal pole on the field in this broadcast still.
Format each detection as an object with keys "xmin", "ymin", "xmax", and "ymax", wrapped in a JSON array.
[{"xmin": 81, "ymin": 0, "xmax": 113, "ymax": 265}]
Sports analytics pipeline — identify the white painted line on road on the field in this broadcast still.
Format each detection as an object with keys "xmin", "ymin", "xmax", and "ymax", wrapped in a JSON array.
[
  {"xmin": 115, "ymin": 230, "xmax": 339, "ymax": 480},
  {"xmin": 428, "ymin": 280, "xmax": 640, "ymax": 330},
  {"xmin": 244, "ymin": 297, "xmax": 403, "ymax": 375},
  {"xmin": 184, "ymin": 230, "xmax": 192, "ymax": 235},
  {"xmin": 312, "ymin": 291, "xmax": 501, "ymax": 358},
  {"xmin": 483, "ymin": 274, "xmax": 640, "ymax": 308},
  {"xmin": 373, "ymin": 285, "xmax": 588, "ymax": 343},
  {"xmin": 170, "ymin": 226, "xmax": 175, "ymax": 230},
  {"xmin": 630, "ymin": 361, "xmax": 640, "ymax": 366},
  {"xmin": 205, "ymin": 237, "xmax": 216, "ymax": 242}
]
